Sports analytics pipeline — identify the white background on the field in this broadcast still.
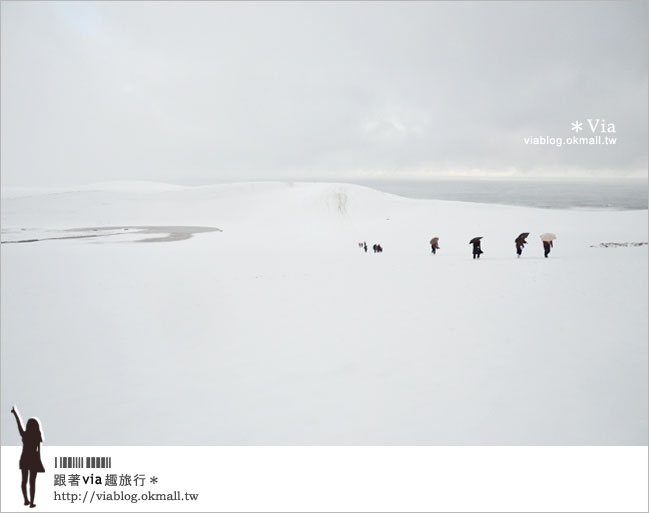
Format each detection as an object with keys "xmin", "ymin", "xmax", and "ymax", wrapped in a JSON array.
[{"xmin": 1, "ymin": 446, "xmax": 647, "ymax": 512}]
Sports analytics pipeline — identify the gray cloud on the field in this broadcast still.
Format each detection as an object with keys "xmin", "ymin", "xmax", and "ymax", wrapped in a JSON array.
[{"xmin": 1, "ymin": 1, "xmax": 647, "ymax": 186}]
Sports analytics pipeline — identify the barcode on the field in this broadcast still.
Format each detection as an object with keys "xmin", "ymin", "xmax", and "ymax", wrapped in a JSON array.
[{"xmin": 55, "ymin": 457, "xmax": 112, "ymax": 469}]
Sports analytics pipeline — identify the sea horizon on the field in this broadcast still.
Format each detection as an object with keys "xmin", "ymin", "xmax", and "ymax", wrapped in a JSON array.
[
  {"xmin": 2, "ymin": 176, "xmax": 647, "ymax": 211},
  {"xmin": 346, "ymin": 177, "xmax": 648, "ymax": 211}
]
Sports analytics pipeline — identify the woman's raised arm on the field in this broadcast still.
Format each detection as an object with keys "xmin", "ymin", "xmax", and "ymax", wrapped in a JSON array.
[{"xmin": 10, "ymin": 406, "xmax": 24, "ymax": 437}]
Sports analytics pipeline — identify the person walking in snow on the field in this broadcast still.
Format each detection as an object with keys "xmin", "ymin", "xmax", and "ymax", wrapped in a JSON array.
[
  {"xmin": 515, "ymin": 233, "xmax": 529, "ymax": 258},
  {"xmin": 543, "ymin": 240, "xmax": 553, "ymax": 258},
  {"xmin": 470, "ymin": 237, "xmax": 483, "ymax": 259},
  {"xmin": 363, "ymin": 242, "xmax": 367, "ymax": 253},
  {"xmin": 540, "ymin": 233, "xmax": 557, "ymax": 258},
  {"xmin": 430, "ymin": 237, "xmax": 440, "ymax": 255}
]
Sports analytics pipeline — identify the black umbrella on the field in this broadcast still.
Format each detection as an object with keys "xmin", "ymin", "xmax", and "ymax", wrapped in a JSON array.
[
  {"xmin": 469, "ymin": 237, "xmax": 483, "ymax": 244},
  {"xmin": 516, "ymin": 232, "xmax": 530, "ymax": 241}
]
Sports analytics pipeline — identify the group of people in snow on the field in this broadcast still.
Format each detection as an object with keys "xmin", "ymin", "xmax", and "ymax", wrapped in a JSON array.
[
  {"xmin": 359, "ymin": 233, "xmax": 556, "ymax": 258},
  {"xmin": 358, "ymin": 242, "xmax": 383, "ymax": 253},
  {"xmin": 432, "ymin": 233, "xmax": 555, "ymax": 258}
]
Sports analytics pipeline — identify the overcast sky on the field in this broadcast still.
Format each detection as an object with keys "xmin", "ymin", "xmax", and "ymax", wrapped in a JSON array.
[{"xmin": 1, "ymin": 1, "xmax": 647, "ymax": 187}]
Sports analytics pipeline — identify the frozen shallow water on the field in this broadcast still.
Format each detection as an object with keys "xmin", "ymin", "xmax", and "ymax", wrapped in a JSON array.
[{"xmin": 1, "ymin": 225, "xmax": 221, "ymax": 244}]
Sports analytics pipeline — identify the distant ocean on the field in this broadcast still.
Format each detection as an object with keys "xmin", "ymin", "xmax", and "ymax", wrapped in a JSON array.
[{"xmin": 350, "ymin": 179, "xmax": 648, "ymax": 210}]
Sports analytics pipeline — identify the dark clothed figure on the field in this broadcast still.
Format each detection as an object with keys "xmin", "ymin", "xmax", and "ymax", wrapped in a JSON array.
[
  {"xmin": 515, "ymin": 236, "xmax": 527, "ymax": 258},
  {"xmin": 11, "ymin": 407, "xmax": 44, "ymax": 508},
  {"xmin": 543, "ymin": 240, "xmax": 553, "ymax": 258},
  {"xmin": 472, "ymin": 240, "xmax": 483, "ymax": 259}
]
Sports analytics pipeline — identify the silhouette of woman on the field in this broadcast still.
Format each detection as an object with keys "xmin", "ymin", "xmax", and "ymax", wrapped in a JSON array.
[{"xmin": 11, "ymin": 406, "xmax": 44, "ymax": 508}]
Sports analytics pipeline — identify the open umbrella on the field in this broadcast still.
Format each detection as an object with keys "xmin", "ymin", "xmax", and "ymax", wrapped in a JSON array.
[
  {"xmin": 516, "ymin": 232, "xmax": 530, "ymax": 241},
  {"xmin": 469, "ymin": 237, "xmax": 483, "ymax": 244},
  {"xmin": 430, "ymin": 237, "xmax": 439, "ymax": 244},
  {"xmin": 540, "ymin": 233, "xmax": 557, "ymax": 242}
]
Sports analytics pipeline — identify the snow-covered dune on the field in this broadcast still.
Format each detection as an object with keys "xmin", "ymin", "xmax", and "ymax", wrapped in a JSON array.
[{"xmin": 1, "ymin": 182, "xmax": 647, "ymax": 445}]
